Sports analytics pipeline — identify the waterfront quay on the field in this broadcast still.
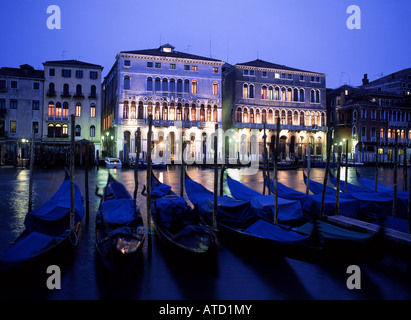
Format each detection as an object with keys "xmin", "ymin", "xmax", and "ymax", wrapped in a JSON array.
[{"xmin": 0, "ymin": 165, "xmax": 410, "ymax": 300}]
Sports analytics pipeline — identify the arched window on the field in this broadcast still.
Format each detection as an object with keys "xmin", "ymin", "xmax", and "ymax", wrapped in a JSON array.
[
  {"xmin": 300, "ymin": 111, "xmax": 305, "ymax": 125},
  {"xmin": 155, "ymin": 102, "xmax": 161, "ymax": 120},
  {"xmin": 261, "ymin": 86, "xmax": 267, "ymax": 100},
  {"xmin": 90, "ymin": 85, "xmax": 96, "ymax": 98},
  {"xmin": 249, "ymin": 84, "xmax": 254, "ymax": 98},
  {"xmin": 281, "ymin": 88, "xmax": 286, "ymax": 101},
  {"xmin": 63, "ymin": 83, "xmax": 69, "ymax": 96},
  {"xmin": 184, "ymin": 79, "xmax": 190, "ymax": 93},
  {"xmin": 287, "ymin": 88, "xmax": 292, "ymax": 101},
  {"xmin": 90, "ymin": 125, "xmax": 95, "ymax": 137},
  {"xmin": 48, "ymin": 82, "xmax": 55, "ymax": 95},
  {"xmin": 176, "ymin": 103, "xmax": 182, "ymax": 121},
  {"xmin": 55, "ymin": 102, "xmax": 62, "ymax": 119},
  {"xmin": 299, "ymin": 89, "xmax": 305, "ymax": 102},
  {"xmin": 213, "ymin": 81, "xmax": 218, "ymax": 95},
  {"xmin": 76, "ymin": 84, "xmax": 82, "ymax": 96},
  {"xmin": 268, "ymin": 110, "xmax": 273, "ymax": 124},
  {"xmin": 249, "ymin": 109, "xmax": 254, "ymax": 124},
  {"xmin": 293, "ymin": 111, "xmax": 298, "ymax": 125},
  {"xmin": 191, "ymin": 104, "xmax": 197, "ymax": 121},
  {"xmin": 76, "ymin": 102, "xmax": 81, "ymax": 117},
  {"xmin": 177, "ymin": 79, "xmax": 183, "ymax": 94},
  {"xmin": 321, "ymin": 112, "xmax": 325, "ymax": 126},
  {"xmin": 75, "ymin": 124, "xmax": 81, "ymax": 137},
  {"xmin": 47, "ymin": 123, "xmax": 54, "ymax": 137},
  {"xmin": 213, "ymin": 105, "xmax": 218, "ymax": 122},
  {"xmin": 162, "ymin": 78, "xmax": 168, "ymax": 93},
  {"xmin": 63, "ymin": 102, "xmax": 68, "ymax": 119},
  {"xmin": 147, "ymin": 102, "xmax": 153, "ymax": 116},
  {"xmin": 316, "ymin": 90, "xmax": 320, "ymax": 103},
  {"xmin": 163, "ymin": 103, "xmax": 168, "ymax": 121},
  {"xmin": 124, "ymin": 76, "xmax": 130, "ymax": 90},
  {"xmin": 293, "ymin": 88, "xmax": 299, "ymax": 102},
  {"xmin": 380, "ymin": 128, "xmax": 384, "ymax": 138},
  {"xmin": 138, "ymin": 101, "xmax": 144, "ymax": 119},
  {"xmin": 62, "ymin": 124, "xmax": 68, "ymax": 136},
  {"xmin": 170, "ymin": 78, "xmax": 175, "ymax": 93},
  {"xmin": 274, "ymin": 87, "xmax": 280, "ymax": 100},
  {"xmin": 130, "ymin": 101, "xmax": 136, "ymax": 119},
  {"xmin": 200, "ymin": 105, "xmax": 205, "ymax": 122},
  {"xmin": 155, "ymin": 77, "xmax": 161, "ymax": 91},
  {"xmin": 90, "ymin": 103, "xmax": 96, "ymax": 118},
  {"xmin": 169, "ymin": 103, "xmax": 175, "ymax": 120},
  {"xmin": 184, "ymin": 104, "xmax": 190, "ymax": 121},
  {"xmin": 281, "ymin": 110, "xmax": 286, "ymax": 124},
  {"xmin": 123, "ymin": 101, "xmax": 129, "ymax": 119},
  {"xmin": 255, "ymin": 109, "xmax": 260, "ymax": 123},
  {"xmin": 262, "ymin": 109, "xmax": 267, "ymax": 124},
  {"xmin": 236, "ymin": 107, "xmax": 242, "ymax": 123},
  {"xmin": 287, "ymin": 111, "xmax": 292, "ymax": 125},
  {"xmin": 275, "ymin": 110, "xmax": 280, "ymax": 124},
  {"xmin": 206, "ymin": 105, "xmax": 212, "ymax": 122},
  {"xmin": 243, "ymin": 84, "xmax": 248, "ymax": 98},
  {"xmin": 191, "ymin": 80, "xmax": 197, "ymax": 94},
  {"xmin": 243, "ymin": 109, "xmax": 248, "ymax": 123},
  {"xmin": 310, "ymin": 90, "xmax": 315, "ymax": 103},
  {"xmin": 268, "ymin": 87, "xmax": 273, "ymax": 100},
  {"xmin": 147, "ymin": 77, "xmax": 153, "ymax": 91}
]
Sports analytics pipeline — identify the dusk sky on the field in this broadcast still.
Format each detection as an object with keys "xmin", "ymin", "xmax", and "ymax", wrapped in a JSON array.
[{"xmin": 1, "ymin": 0, "xmax": 410, "ymax": 89}]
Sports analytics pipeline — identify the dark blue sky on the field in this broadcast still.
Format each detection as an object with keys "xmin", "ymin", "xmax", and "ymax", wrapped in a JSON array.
[{"xmin": 1, "ymin": 0, "xmax": 410, "ymax": 88}]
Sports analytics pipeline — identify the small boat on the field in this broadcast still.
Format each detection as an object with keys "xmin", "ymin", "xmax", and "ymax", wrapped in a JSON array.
[
  {"xmin": 95, "ymin": 174, "xmax": 146, "ymax": 277},
  {"xmin": 149, "ymin": 172, "xmax": 216, "ymax": 255},
  {"xmin": 0, "ymin": 176, "xmax": 84, "ymax": 273},
  {"xmin": 227, "ymin": 175, "xmax": 380, "ymax": 252},
  {"xmin": 185, "ymin": 173, "xmax": 319, "ymax": 259},
  {"xmin": 304, "ymin": 171, "xmax": 393, "ymax": 220}
]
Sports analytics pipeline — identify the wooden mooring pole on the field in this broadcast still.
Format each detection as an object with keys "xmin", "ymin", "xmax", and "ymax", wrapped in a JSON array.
[
  {"xmin": 392, "ymin": 137, "xmax": 398, "ymax": 217},
  {"xmin": 320, "ymin": 130, "xmax": 332, "ymax": 219},
  {"xmin": 336, "ymin": 145, "xmax": 342, "ymax": 216},
  {"xmin": 134, "ymin": 128, "xmax": 141, "ymax": 200},
  {"xmin": 273, "ymin": 117, "xmax": 280, "ymax": 225},
  {"xmin": 306, "ymin": 145, "xmax": 311, "ymax": 195},
  {"xmin": 85, "ymin": 141, "xmax": 89, "ymax": 221},
  {"xmin": 213, "ymin": 124, "xmax": 218, "ymax": 230},
  {"xmin": 70, "ymin": 114, "xmax": 75, "ymax": 233},
  {"xmin": 28, "ymin": 130, "xmax": 35, "ymax": 212},
  {"xmin": 146, "ymin": 115, "xmax": 153, "ymax": 234}
]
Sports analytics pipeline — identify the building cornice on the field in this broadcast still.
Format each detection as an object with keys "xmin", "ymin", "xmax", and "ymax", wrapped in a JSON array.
[{"xmin": 117, "ymin": 53, "xmax": 225, "ymax": 67}]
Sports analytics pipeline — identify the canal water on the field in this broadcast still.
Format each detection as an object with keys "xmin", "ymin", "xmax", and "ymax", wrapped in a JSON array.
[{"xmin": 0, "ymin": 165, "xmax": 410, "ymax": 300}]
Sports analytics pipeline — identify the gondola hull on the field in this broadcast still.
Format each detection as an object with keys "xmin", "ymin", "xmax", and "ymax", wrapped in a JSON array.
[{"xmin": 95, "ymin": 175, "xmax": 146, "ymax": 277}]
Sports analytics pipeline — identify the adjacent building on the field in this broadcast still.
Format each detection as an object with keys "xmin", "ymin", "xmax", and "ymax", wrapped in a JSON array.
[
  {"xmin": 102, "ymin": 44, "xmax": 225, "ymax": 163},
  {"xmin": 43, "ymin": 60, "xmax": 103, "ymax": 163},
  {"xmin": 328, "ymin": 84, "xmax": 410, "ymax": 163},
  {"xmin": 222, "ymin": 59, "xmax": 327, "ymax": 161},
  {"xmin": 0, "ymin": 64, "xmax": 44, "ymax": 165},
  {"xmin": 361, "ymin": 69, "xmax": 411, "ymax": 97}
]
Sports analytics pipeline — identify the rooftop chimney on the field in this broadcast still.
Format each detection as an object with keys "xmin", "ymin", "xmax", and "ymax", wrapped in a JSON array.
[{"xmin": 362, "ymin": 73, "xmax": 369, "ymax": 85}]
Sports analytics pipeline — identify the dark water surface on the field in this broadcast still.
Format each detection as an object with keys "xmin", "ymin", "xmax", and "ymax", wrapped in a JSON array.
[{"xmin": 0, "ymin": 165, "xmax": 410, "ymax": 300}]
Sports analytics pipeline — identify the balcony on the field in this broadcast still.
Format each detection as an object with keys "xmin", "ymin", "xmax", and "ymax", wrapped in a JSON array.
[
  {"xmin": 73, "ymin": 94, "xmax": 84, "ymax": 99},
  {"xmin": 47, "ymin": 90, "xmax": 56, "ymax": 97},
  {"xmin": 388, "ymin": 121, "xmax": 408, "ymax": 128},
  {"xmin": 235, "ymin": 122, "xmax": 327, "ymax": 132}
]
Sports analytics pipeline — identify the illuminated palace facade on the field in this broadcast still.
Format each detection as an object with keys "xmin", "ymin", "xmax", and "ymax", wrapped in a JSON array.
[
  {"xmin": 102, "ymin": 44, "xmax": 224, "ymax": 162},
  {"xmin": 222, "ymin": 59, "xmax": 327, "ymax": 161}
]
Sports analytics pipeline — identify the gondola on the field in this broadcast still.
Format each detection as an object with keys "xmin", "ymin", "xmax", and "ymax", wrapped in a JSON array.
[
  {"xmin": 0, "ymin": 176, "xmax": 84, "ymax": 273},
  {"xmin": 303, "ymin": 171, "xmax": 393, "ymax": 220},
  {"xmin": 185, "ymin": 173, "xmax": 320, "ymax": 259},
  {"xmin": 227, "ymin": 175, "xmax": 380, "ymax": 251},
  {"xmin": 328, "ymin": 170, "xmax": 410, "ymax": 233},
  {"xmin": 148, "ymin": 171, "xmax": 216, "ymax": 255},
  {"xmin": 95, "ymin": 174, "xmax": 146, "ymax": 277}
]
